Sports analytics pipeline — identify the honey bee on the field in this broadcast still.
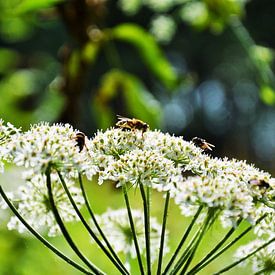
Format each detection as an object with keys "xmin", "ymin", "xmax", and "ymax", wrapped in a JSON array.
[
  {"xmin": 74, "ymin": 132, "xmax": 86, "ymax": 152},
  {"xmin": 248, "ymin": 179, "xmax": 270, "ymax": 189},
  {"xmin": 115, "ymin": 115, "xmax": 149, "ymax": 134},
  {"xmin": 192, "ymin": 137, "xmax": 215, "ymax": 151}
]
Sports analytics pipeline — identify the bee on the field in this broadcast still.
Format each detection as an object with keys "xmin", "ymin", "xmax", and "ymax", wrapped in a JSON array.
[
  {"xmin": 74, "ymin": 132, "xmax": 86, "ymax": 152},
  {"xmin": 248, "ymin": 179, "xmax": 270, "ymax": 189},
  {"xmin": 115, "ymin": 115, "xmax": 149, "ymax": 134},
  {"xmin": 192, "ymin": 137, "xmax": 215, "ymax": 151}
]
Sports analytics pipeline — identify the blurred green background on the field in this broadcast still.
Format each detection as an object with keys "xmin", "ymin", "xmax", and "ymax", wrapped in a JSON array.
[{"xmin": 1, "ymin": 0, "xmax": 275, "ymax": 274}]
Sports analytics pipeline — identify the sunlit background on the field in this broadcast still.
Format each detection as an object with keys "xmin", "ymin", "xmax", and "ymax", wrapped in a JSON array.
[{"xmin": 0, "ymin": 0, "xmax": 275, "ymax": 274}]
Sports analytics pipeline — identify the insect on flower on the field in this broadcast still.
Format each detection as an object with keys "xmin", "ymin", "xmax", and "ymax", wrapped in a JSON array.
[
  {"xmin": 74, "ymin": 132, "xmax": 86, "ymax": 152},
  {"xmin": 115, "ymin": 115, "xmax": 149, "ymax": 134},
  {"xmin": 248, "ymin": 179, "xmax": 270, "ymax": 189},
  {"xmin": 192, "ymin": 137, "xmax": 215, "ymax": 151}
]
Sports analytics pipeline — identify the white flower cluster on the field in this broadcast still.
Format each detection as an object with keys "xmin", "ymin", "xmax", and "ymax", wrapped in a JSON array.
[
  {"xmin": 3, "ymin": 122, "xmax": 91, "ymax": 175},
  {"xmin": 235, "ymin": 239, "xmax": 275, "ymax": 273},
  {"xmin": 88, "ymin": 128, "xmax": 275, "ymax": 230},
  {"xmin": 171, "ymin": 156, "xmax": 275, "ymax": 227},
  {"xmin": 93, "ymin": 208, "xmax": 169, "ymax": 261},
  {"xmin": 0, "ymin": 119, "xmax": 21, "ymax": 173},
  {"xmin": 0, "ymin": 122, "xmax": 274, "ymax": 245},
  {"xmin": 0, "ymin": 121, "xmax": 89, "ymax": 236},
  {"xmin": 4, "ymin": 171, "xmax": 84, "ymax": 236},
  {"xmin": 88, "ymin": 128, "xmax": 204, "ymax": 191}
]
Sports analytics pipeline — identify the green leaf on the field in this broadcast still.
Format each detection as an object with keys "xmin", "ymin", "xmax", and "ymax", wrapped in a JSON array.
[
  {"xmin": 111, "ymin": 23, "xmax": 178, "ymax": 90},
  {"xmin": 15, "ymin": 0, "xmax": 64, "ymax": 14},
  {"xmin": 260, "ymin": 85, "xmax": 275, "ymax": 105},
  {"xmin": 94, "ymin": 69, "xmax": 163, "ymax": 129}
]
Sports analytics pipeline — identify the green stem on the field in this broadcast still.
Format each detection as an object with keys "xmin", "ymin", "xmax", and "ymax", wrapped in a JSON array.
[
  {"xmin": 78, "ymin": 173, "xmax": 129, "ymax": 275},
  {"xmin": 156, "ymin": 191, "xmax": 170, "ymax": 275},
  {"xmin": 213, "ymin": 237, "xmax": 275, "ymax": 275},
  {"xmin": 162, "ymin": 206, "xmax": 203, "ymax": 274},
  {"xmin": 180, "ymin": 214, "xmax": 213, "ymax": 274},
  {"xmin": 187, "ymin": 218, "xmax": 243, "ymax": 275},
  {"xmin": 140, "ymin": 183, "xmax": 151, "ymax": 275},
  {"xmin": 193, "ymin": 214, "xmax": 268, "ymax": 272},
  {"xmin": 57, "ymin": 171, "xmax": 128, "ymax": 275},
  {"xmin": 171, "ymin": 209, "xmax": 215, "ymax": 275},
  {"xmin": 45, "ymin": 168, "xmax": 104, "ymax": 275},
  {"xmin": 122, "ymin": 184, "xmax": 145, "ymax": 275},
  {"xmin": 0, "ymin": 186, "xmax": 94, "ymax": 275}
]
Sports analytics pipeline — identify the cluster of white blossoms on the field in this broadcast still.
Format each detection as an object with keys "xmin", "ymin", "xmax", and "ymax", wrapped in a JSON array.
[
  {"xmin": 0, "ymin": 121, "xmax": 90, "ymax": 236},
  {"xmin": 0, "ymin": 121, "xmax": 274, "ymax": 269},
  {"xmin": 171, "ymin": 157, "xmax": 275, "ymax": 227},
  {"xmin": 3, "ymin": 122, "xmax": 90, "ymax": 174},
  {"xmin": 87, "ymin": 127, "xmax": 275, "ymax": 231},
  {"xmin": 93, "ymin": 208, "xmax": 169, "ymax": 262},
  {"xmin": 4, "ymin": 171, "xmax": 84, "ymax": 236},
  {"xmin": 235, "ymin": 239, "xmax": 275, "ymax": 273}
]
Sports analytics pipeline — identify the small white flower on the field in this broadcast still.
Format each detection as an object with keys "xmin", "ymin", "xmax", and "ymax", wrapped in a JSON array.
[
  {"xmin": 7, "ymin": 171, "xmax": 84, "ymax": 236},
  {"xmin": 143, "ymin": 130, "xmax": 204, "ymax": 168},
  {"xmin": 92, "ymin": 208, "xmax": 169, "ymax": 261},
  {"xmin": 99, "ymin": 149, "xmax": 183, "ymax": 191}
]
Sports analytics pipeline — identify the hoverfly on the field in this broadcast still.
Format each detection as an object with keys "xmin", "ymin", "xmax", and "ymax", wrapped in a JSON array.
[
  {"xmin": 248, "ymin": 179, "xmax": 270, "ymax": 189},
  {"xmin": 115, "ymin": 115, "xmax": 149, "ymax": 134},
  {"xmin": 192, "ymin": 137, "xmax": 215, "ymax": 151}
]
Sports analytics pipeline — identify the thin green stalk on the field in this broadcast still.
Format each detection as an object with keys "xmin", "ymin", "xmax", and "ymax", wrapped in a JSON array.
[
  {"xmin": 180, "ymin": 215, "xmax": 213, "ymax": 274},
  {"xmin": 156, "ymin": 191, "xmax": 170, "ymax": 275},
  {"xmin": 78, "ymin": 173, "xmax": 129, "ymax": 275},
  {"xmin": 140, "ymin": 183, "xmax": 151, "ymax": 275},
  {"xmin": 170, "ymin": 221, "xmax": 206, "ymax": 275},
  {"xmin": 254, "ymin": 267, "xmax": 273, "ymax": 275},
  {"xmin": 193, "ymin": 214, "xmax": 268, "ymax": 273},
  {"xmin": 163, "ymin": 206, "xmax": 203, "ymax": 274},
  {"xmin": 0, "ymin": 186, "xmax": 94, "ymax": 275},
  {"xmin": 57, "ymin": 171, "xmax": 128, "ymax": 275},
  {"xmin": 172, "ymin": 210, "xmax": 215, "ymax": 275},
  {"xmin": 122, "ymin": 184, "xmax": 145, "ymax": 275},
  {"xmin": 187, "ymin": 219, "xmax": 243, "ymax": 275},
  {"xmin": 45, "ymin": 168, "xmax": 104, "ymax": 275},
  {"xmin": 213, "ymin": 237, "xmax": 275, "ymax": 275}
]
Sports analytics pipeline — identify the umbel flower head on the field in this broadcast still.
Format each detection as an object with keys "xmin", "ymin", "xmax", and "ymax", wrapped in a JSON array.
[
  {"xmin": 92, "ymin": 208, "xmax": 169, "ymax": 261},
  {"xmin": 235, "ymin": 239, "xmax": 275, "ymax": 273},
  {"xmin": 4, "ymin": 170, "xmax": 84, "ymax": 237},
  {"xmin": 171, "ymin": 156, "xmax": 275, "ymax": 227},
  {"xmin": 3, "ymin": 122, "xmax": 89, "ymax": 174}
]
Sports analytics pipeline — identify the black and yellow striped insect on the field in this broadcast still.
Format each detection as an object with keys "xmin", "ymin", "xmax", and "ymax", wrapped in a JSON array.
[{"xmin": 115, "ymin": 115, "xmax": 149, "ymax": 134}]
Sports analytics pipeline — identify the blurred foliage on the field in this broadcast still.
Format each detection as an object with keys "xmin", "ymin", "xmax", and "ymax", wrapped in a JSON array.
[{"xmin": 1, "ymin": 0, "xmax": 275, "ymax": 273}]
